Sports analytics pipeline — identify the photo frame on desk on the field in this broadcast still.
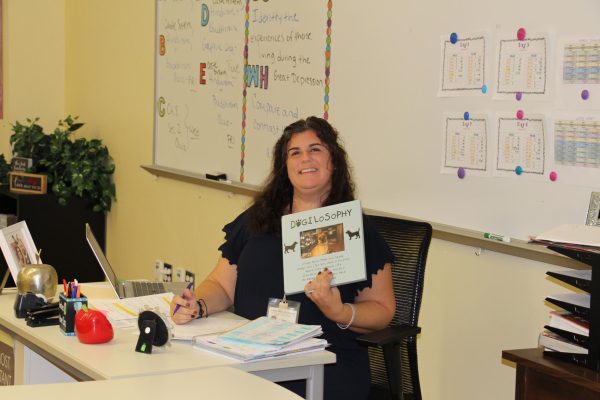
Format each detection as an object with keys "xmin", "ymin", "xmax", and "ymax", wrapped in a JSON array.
[
  {"xmin": 587, "ymin": 192, "xmax": 600, "ymax": 227},
  {"xmin": 0, "ymin": 221, "xmax": 38, "ymax": 281}
]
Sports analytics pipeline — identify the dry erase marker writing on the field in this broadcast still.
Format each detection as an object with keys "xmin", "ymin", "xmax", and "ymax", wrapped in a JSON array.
[{"xmin": 483, "ymin": 232, "xmax": 511, "ymax": 243}]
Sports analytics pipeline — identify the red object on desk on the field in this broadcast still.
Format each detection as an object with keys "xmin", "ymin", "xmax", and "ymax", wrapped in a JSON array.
[{"xmin": 75, "ymin": 308, "xmax": 113, "ymax": 344}]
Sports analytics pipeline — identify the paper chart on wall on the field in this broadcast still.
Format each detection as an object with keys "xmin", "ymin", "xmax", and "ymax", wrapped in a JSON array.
[
  {"xmin": 556, "ymin": 37, "xmax": 600, "ymax": 110},
  {"xmin": 495, "ymin": 33, "xmax": 550, "ymax": 99},
  {"xmin": 440, "ymin": 113, "xmax": 491, "ymax": 176},
  {"xmin": 438, "ymin": 33, "xmax": 488, "ymax": 96},
  {"xmin": 551, "ymin": 114, "xmax": 600, "ymax": 186},
  {"xmin": 494, "ymin": 113, "xmax": 549, "ymax": 179}
]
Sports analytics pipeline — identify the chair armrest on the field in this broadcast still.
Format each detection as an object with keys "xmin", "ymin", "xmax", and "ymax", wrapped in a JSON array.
[{"xmin": 356, "ymin": 324, "xmax": 421, "ymax": 347}]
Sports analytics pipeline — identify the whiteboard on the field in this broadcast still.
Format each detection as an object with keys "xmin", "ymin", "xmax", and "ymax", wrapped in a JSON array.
[{"xmin": 154, "ymin": 0, "xmax": 600, "ymax": 240}]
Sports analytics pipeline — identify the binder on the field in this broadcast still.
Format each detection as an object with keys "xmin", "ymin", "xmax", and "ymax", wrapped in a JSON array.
[
  {"xmin": 546, "ymin": 269, "xmax": 591, "ymax": 292},
  {"xmin": 544, "ymin": 325, "xmax": 589, "ymax": 348}
]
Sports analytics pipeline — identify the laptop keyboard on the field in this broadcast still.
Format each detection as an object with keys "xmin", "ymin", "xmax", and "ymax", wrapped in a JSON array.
[{"xmin": 132, "ymin": 281, "xmax": 166, "ymax": 296}]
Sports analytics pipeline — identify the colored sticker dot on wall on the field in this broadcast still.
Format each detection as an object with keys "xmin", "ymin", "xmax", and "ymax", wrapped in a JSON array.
[
  {"xmin": 450, "ymin": 32, "xmax": 458, "ymax": 44},
  {"xmin": 582, "ymin": 89, "xmax": 590, "ymax": 100},
  {"xmin": 463, "ymin": 111, "xmax": 470, "ymax": 120},
  {"xmin": 457, "ymin": 167, "xmax": 466, "ymax": 179},
  {"xmin": 516, "ymin": 92, "xmax": 522, "ymax": 101},
  {"xmin": 517, "ymin": 28, "xmax": 526, "ymax": 41},
  {"xmin": 515, "ymin": 166, "xmax": 523, "ymax": 175},
  {"xmin": 481, "ymin": 84, "xmax": 488, "ymax": 94},
  {"xmin": 516, "ymin": 110, "xmax": 524, "ymax": 120},
  {"xmin": 549, "ymin": 171, "xmax": 558, "ymax": 182}
]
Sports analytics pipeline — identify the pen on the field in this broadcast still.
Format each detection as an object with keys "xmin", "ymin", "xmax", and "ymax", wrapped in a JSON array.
[
  {"xmin": 483, "ymin": 232, "xmax": 511, "ymax": 243},
  {"xmin": 173, "ymin": 282, "xmax": 194, "ymax": 315},
  {"xmin": 63, "ymin": 279, "xmax": 68, "ymax": 295}
]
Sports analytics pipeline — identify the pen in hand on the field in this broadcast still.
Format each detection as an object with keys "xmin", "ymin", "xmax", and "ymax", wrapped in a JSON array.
[{"xmin": 173, "ymin": 282, "xmax": 194, "ymax": 315}]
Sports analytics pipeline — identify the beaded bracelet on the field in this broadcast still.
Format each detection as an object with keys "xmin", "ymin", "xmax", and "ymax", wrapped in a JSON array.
[
  {"xmin": 336, "ymin": 303, "xmax": 356, "ymax": 330},
  {"xmin": 195, "ymin": 299, "xmax": 208, "ymax": 319}
]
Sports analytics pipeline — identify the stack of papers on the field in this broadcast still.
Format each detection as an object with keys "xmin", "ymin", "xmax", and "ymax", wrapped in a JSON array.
[
  {"xmin": 531, "ymin": 224, "xmax": 600, "ymax": 252},
  {"xmin": 192, "ymin": 316, "xmax": 328, "ymax": 361},
  {"xmin": 90, "ymin": 293, "xmax": 173, "ymax": 329},
  {"xmin": 90, "ymin": 293, "xmax": 247, "ymax": 339}
]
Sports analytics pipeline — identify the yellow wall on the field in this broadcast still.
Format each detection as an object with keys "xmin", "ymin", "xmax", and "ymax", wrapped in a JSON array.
[
  {"xmin": 2, "ymin": 1, "xmax": 570, "ymax": 399},
  {"xmin": 0, "ymin": 0, "xmax": 65, "ymax": 155}
]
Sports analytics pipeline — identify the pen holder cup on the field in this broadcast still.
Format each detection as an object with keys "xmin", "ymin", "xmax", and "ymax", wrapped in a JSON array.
[{"xmin": 59, "ymin": 293, "xmax": 87, "ymax": 336}]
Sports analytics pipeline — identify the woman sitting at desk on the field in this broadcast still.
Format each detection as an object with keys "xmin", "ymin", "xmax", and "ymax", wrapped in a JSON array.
[{"xmin": 170, "ymin": 116, "xmax": 395, "ymax": 399}]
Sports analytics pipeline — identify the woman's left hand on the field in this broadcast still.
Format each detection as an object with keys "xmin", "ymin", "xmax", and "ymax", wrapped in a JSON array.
[{"xmin": 304, "ymin": 268, "xmax": 345, "ymax": 322}]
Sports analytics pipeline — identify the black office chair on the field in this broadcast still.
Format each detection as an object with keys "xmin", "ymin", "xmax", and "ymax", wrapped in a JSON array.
[{"xmin": 358, "ymin": 215, "xmax": 432, "ymax": 400}]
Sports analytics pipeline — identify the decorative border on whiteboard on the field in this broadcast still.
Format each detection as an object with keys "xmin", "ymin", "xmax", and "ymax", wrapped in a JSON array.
[
  {"xmin": 240, "ymin": 0, "xmax": 250, "ymax": 183},
  {"xmin": 239, "ymin": 0, "xmax": 333, "ymax": 182},
  {"xmin": 323, "ymin": 0, "xmax": 332, "ymax": 120}
]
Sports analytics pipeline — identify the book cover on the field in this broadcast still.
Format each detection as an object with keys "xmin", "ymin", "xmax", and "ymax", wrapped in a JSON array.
[
  {"xmin": 281, "ymin": 200, "xmax": 366, "ymax": 294},
  {"xmin": 548, "ymin": 310, "xmax": 589, "ymax": 336}
]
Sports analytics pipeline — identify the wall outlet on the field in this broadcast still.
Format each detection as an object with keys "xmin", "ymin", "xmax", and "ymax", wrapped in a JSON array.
[
  {"xmin": 163, "ymin": 262, "xmax": 173, "ymax": 282},
  {"xmin": 154, "ymin": 259, "xmax": 164, "ymax": 281},
  {"xmin": 185, "ymin": 270, "xmax": 195, "ymax": 285},
  {"xmin": 175, "ymin": 268, "xmax": 185, "ymax": 282}
]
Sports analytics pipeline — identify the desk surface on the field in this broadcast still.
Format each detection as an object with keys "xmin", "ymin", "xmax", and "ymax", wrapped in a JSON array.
[
  {"xmin": 503, "ymin": 348, "xmax": 600, "ymax": 394},
  {"xmin": 0, "ymin": 367, "xmax": 303, "ymax": 399},
  {"xmin": 0, "ymin": 289, "xmax": 335, "ymax": 381}
]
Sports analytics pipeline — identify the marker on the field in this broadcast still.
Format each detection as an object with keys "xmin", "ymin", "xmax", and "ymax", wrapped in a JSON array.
[
  {"xmin": 173, "ymin": 282, "xmax": 194, "ymax": 315},
  {"xmin": 483, "ymin": 232, "xmax": 511, "ymax": 243}
]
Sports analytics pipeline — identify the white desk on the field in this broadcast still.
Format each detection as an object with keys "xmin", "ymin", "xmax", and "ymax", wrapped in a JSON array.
[
  {"xmin": 0, "ymin": 289, "xmax": 335, "ymax": 399},
  {"xmin": 0, "ymin": 366, "xmax": 303, "ymax": 399}
]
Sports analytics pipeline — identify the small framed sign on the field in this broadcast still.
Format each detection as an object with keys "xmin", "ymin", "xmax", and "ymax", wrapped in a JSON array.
[
  {"xmin": 586, "ymin": 192, "xmax": 600, "ymax": 227},
  {"xmin": 10, "ymin": 157, "xmax": 33, "ymax": 172},
  {"xmin": 9, "ymin": 172, "xmax": 47, "ymax": 194}
]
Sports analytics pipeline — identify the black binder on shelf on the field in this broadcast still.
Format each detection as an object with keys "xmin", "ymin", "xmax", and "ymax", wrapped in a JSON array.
[
  {"xmin": 544, "ymin": 245, "xmax": 600, "ymax": 371},
  {"xmin": 546, "ymin": 269, "xmax": 591, "ymax": 292}
]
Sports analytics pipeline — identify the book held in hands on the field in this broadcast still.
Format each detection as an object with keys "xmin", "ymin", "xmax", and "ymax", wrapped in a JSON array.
[{"xmin": 281, "ymin": 200, "xmax": 366, "ymax": 294}]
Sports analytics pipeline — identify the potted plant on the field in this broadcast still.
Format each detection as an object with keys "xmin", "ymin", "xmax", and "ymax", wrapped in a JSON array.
[{"xmin": 1, "ymin": 116, "xmax": 116, "ymax": 213}]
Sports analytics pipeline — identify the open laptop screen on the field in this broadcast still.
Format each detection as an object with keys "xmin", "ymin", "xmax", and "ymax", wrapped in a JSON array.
[{"xmin": 85, "ymin": 223, "xmax": 119, "ymax": 294}]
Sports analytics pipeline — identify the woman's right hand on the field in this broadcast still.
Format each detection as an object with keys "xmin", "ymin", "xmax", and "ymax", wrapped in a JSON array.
[{"xmin": 170, "ymin": 288, "xmax": 200, "ymax": 325}]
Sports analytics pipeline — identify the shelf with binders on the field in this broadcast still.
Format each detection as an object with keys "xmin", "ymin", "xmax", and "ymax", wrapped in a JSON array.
[{"xmin": 542, "ymin": 245, "xmax": 600, "ymax": 370}]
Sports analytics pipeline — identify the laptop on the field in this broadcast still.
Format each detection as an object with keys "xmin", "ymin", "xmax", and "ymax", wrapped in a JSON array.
[{"xmin": 85, "ymin": 223, "xmax": 190, "ymax": 298}]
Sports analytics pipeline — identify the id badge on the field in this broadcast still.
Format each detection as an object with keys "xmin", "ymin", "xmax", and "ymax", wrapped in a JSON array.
[{"xmin": 266, "ymin": 297, "xmax": 300, "ymax": 323}]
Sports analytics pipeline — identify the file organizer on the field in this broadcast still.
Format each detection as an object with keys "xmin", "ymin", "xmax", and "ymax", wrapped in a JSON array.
[{"xmin": 544, "ymin": 245, "xmax": 600, "ymax": 371}]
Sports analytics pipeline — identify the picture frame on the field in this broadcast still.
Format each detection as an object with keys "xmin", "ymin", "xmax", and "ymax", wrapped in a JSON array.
[
  {"xmin": 586, "ymin": 192, "xmax": 600, "ymax": 227},
  {"xmin": 0, "ymin": 221, "xmax": 39, "ymax": 281}
]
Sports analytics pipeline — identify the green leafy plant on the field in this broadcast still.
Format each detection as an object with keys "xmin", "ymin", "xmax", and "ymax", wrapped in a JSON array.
[{"xmin": 7, "ymin": 116, "xmax": 116, "ymax": 213}]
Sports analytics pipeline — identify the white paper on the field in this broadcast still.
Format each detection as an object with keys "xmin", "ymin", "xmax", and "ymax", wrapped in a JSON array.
[
  {"xmin": 549, "ymin": 268, "xmax": 592, "ymax": 280},
  {"xmin": 547, "ymin": 292, "xmax": 590, "ymax": 308},
  {"xmin": 494, "ymin": 113, "xmax": 548, "ymax": 178},
  {"xmin": 556, "ymin": 37, "xmax": 600, "ymax": 110},
  {"xmin": 90, "ymin": 292, "xmax": 174, "ymax": 324},
  {"xmin": 171, "ymin": 314, "xmax": 247, "ymax": 340},
  {"xmin": 535, "ymin": 224, "xmax": 600, "ymax": 247},
  {"xmin": 438, "ymin": 33, "xmax": 488, "ymax": 96},
  {"xmin": 496, "ymin": 34, "xmax": 549, "ymax": 98},
  {"xmin": 441, "ymin": 114, "xmax": 490, "ymax": 175}
]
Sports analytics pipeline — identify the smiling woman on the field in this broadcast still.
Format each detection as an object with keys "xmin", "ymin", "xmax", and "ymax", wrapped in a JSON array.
[{"xmin": 170, "ymin": 117, "xmax": 396, "ymax": 399}]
